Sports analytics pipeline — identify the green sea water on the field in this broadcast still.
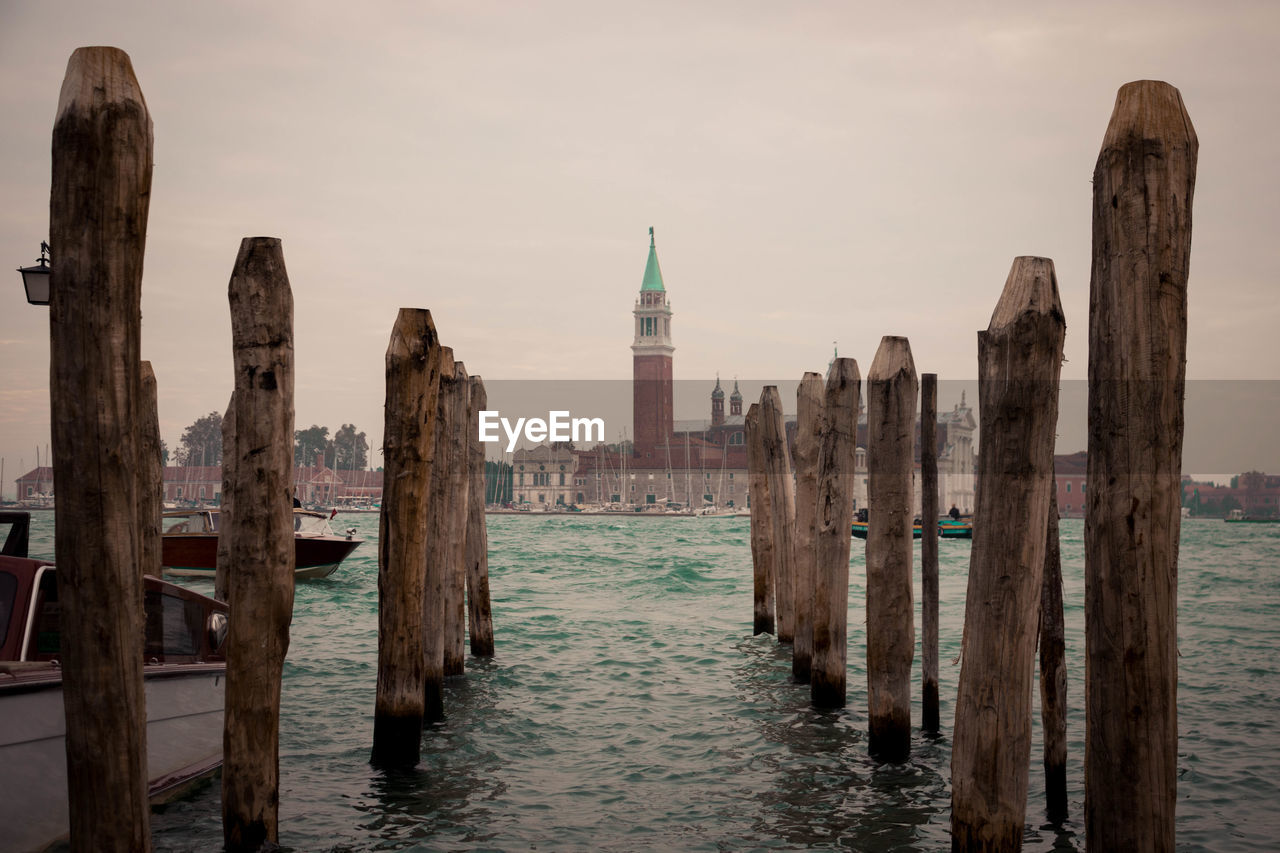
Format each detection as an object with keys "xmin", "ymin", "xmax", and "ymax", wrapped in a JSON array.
[{"xmin": 24, "ymin": 514, "xmax": 1280, "ymax": 851}]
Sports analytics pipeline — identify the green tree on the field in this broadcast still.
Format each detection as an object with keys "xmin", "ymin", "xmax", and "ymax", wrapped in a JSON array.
[
  {"xmin": 333, "ymin": 423, "xmax": 369, "ymax": 470},
  {"xmin": 177, "ymin": 412, "xmax": 222, "ymax": 466},
  {"xmin": 295, "ymin": 425, "xmax": 331, "ymax": 467}
]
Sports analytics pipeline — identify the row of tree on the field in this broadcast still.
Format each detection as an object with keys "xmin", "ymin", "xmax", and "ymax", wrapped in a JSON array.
[{"xmin": 174, "ymin": 412, "xmax": 370, "ymax": 469}]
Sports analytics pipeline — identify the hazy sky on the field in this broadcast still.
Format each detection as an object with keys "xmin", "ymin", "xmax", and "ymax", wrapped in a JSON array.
[{"xmin": 2, "ymin": 1, "xmax": 1278, "ymax": 497}]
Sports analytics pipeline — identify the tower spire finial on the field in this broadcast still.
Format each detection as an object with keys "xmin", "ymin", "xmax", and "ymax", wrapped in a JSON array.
[{"xmin": 649, "ymin": 226, "xmax": 655, "ymax": 247}]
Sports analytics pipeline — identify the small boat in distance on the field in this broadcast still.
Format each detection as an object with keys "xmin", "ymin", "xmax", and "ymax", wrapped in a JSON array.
[
  {"xmin": 851, "ymin": 518, "xmax": 973, "ymax": 540},
  {"xmin": 162, "ymin": 508, "xmax": 363, "ymax": 580},
  {"xmin": 1224, "ymin": 508, "xmax": 1280, "ymax": 523},
  {"xmin": 0, "ymin": 512, "xmax": 228, "ymax": 852}
]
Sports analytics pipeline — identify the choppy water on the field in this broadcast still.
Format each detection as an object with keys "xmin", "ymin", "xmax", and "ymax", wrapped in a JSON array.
[{"xmin": 23, "ymin": 514, "xmax": 1280, "ymax": 851}]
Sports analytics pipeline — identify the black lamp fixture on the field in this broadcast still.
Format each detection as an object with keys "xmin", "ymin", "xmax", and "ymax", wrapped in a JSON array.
[{"xmin": 16, "ymin": 241, "xmax": 51, "ymax": 305}]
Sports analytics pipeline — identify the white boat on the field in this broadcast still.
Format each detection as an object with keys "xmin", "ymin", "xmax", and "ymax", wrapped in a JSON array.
[{"xmin": 0, "ymin": 512, "xmax": 228, "ymax": 852}]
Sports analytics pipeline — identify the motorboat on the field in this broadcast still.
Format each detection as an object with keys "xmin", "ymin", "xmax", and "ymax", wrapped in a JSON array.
[
  {"xmin": 0, "ymin": 511, "xmax": 228, "ymax": 852},
  {"xmin": 161, "ymin": 508, "xmax": 362, "ymax": 580}
]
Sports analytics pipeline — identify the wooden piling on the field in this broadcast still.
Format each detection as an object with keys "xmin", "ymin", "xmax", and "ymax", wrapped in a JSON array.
[
  {"xmin": 865, "ymin": 336, "xmax": 917, "ymax": 762},
  {"xmin": 811, "ymin": 358, "xmax": 860, "ymax": 708},
  {"xmin": 216, "ymin": 392, "xmax": 234, "ymax": 603},
  {"xmin": 443, "ymin": 361, "xmax": 471, "ymax": 678},
  {"xmin": 49, "ymin": 46, "xmax": 153, "ymax": 853},
  {"xmin": 920, "ymin": 373, "xmax": 940, "ymax": 734},
  {"xmin": 138, "ymin": 361, "xmax": 163, "ymax": 582},
  {"xmin": 1040, "ymin": 490, "xmax": 1068, "ymax": 824},
  {"xmin": 791, "ymin": 373, "xmax": 823, "ymax": 682},
  {"xmin": 372, "ymin": 308, "xmax": 443, "ymax": 767},
  {"xmin": 745, "ymin": 402, "xmax": 775, "ymax": 635},
  {"xmin": 759, "ymin": 386, "xmax": 796, "ymax": 644},
  {"xmin": 465, "ymin": 375, "xmax": 495, "ymax": 657},
  {"xmin": 220, "ymin": 237, "xmax": 296, "ymax": 852},
  {"xmin": 423, "ymin": 346, "xmax": 459, "ymax": 721},
  {"xmin": 951, "ymin": 257, "xmax": 1064, "ymax": 851},
  {"xmin": 1086, "ymin": 80, "xmax": 1196, "ymax": 851}
]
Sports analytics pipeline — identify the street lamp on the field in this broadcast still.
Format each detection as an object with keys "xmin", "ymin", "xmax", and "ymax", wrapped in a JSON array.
[{"xmin": 16, "ymin": 241, "xmax": 51, "ymax": 305}]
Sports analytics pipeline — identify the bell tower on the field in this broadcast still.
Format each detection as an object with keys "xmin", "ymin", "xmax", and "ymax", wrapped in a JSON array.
[{"xmin": 632, "ymin": 227, "xmax": 674, "ymax": 456}]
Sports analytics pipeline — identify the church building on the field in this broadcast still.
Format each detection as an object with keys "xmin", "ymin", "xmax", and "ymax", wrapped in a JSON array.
[{"xmin": 521, "ymin": 228, "xmax": 976, "ymax": 514}]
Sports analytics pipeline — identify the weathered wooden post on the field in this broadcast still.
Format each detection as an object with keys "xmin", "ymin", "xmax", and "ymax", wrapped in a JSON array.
[
  {"xmin": 746, "ymin": 402, "xmax": 775, "ymax": 635},
  {"xmin": 443, "ymin": 361, "xmax": 471, "ymax": 678},
  {"xmin": 221, "ymin": 237, "xmax": 296, "ymax": 853},
  {"xmin": 372, "ymin": 308, "xmax": 443, "ymax": 767},
  {"xmin": 216, "ymin": 392, "xmax": 234, "ymax": 603},
  {"xmin": 49, "ymin": 45, "xmax": 153, "ymax": 853},
  {"xmin": 865, "ymin": 336, "xmax": 917, "ymax": 761},
  {"xmin": 811, "ymin": 358, "xmax": 860, "ymax": 708},
  {"xmin": 465, "ymin": 375, "xmax": 495, "ymax": 657},
  {"xmin": 1040, "ymin": 489, "xmax": 1068, "ymax": 823},
  {"xmin": 138, "ymin": 361, "xmax": 163, "ymax": 581},
  {"xmin": 423, "ymin": 346, "xmax": 459, "ymax": 720},
  {"xmin": 951, "ymin": 256, "xmax": 1064, "ymax": 851},
  {"xmin": 760, "ymin": 386, "xmax": 796, "ymax": 644},
  {"xmin": 920, "ymin": 373, "xmax": 940, "ymax": 734},
  {"xmin": 1086, "ymin": 80, "xmax": 1196, "ymax": 851},
  {"xmin": 791, "ymin": 372, "xmax": 823, "ymax": 682}
]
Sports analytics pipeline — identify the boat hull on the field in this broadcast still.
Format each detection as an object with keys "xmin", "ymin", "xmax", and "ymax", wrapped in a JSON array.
[
  {"xmin": 0, "ymin": 663, "xmax": 224, "ymax": 853},
  {"xmin": 851, "ymin": 520, "xmax": 973, "ymax": 540},
  {"xmin": 162, "ymin": 534, "xmax": 360, "ymax": 579}
]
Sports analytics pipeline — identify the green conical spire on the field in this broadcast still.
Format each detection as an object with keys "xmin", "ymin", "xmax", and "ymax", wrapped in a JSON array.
[{"xmin": 641, "ymin": 226, "xmax": 665, "ymax": 292}]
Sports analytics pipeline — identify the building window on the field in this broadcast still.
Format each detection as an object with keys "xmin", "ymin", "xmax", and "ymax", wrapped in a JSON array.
[
  {"xmin": 559, "ymin": 473, "xmax": 565, "ymax": 486},
  {"xmin": 1066, "ymin": 482, "xmax": 1071, "ymax": 493},
  {"xmin": 1081, "ymin": 483, "xmax": 1085, "ymax": 493},
  {"xmin": 728, "ymin": 473, "xmax": 734, "ymax": 480}
]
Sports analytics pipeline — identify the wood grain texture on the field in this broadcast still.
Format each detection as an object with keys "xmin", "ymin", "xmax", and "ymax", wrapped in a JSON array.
[
  {"xmin": 1040, "ymin": 490, "xmax": 1068, "ymax": 824},
  {"xmin": 423, "ymin": 347, "xmax": 458, "ymax": 721},
  {"xmin": 1086, "ymin": 79, "xmax": 1196, "ymax": 852},
  {"xmin": 216, "ymin": 392, "xmax": 234, "ymax": 603},
  {"xmin": 760, "ymin": 386, "xmax": 796, "ymax": 644},
  {"xmin": 465, "ymin": 375, "xmax": 495, "ymax": 656},
  {"xmin": 951, "ymin": 257, "xmax": 1064, "ymax": 851},
  {"xmin": 221, "ymin": 237, "xmax": 296, "ymax": 853},
  {"xmin": 372, "ymin": 308, "xmax": 442, "ymax": 767},
  {"xmin": 745, "ymin": 402, "xmax": 775, "ymax": 635},
  {"xmin": 920, "ymin": 373, "xmax": 940, "ymax": 734},
  {"xmin": 138, "ymin": 361, "xmax": 163, "ymax": 582},
  {"xmin": 811, "ymin": 358, "xmax": 860, "ymax": 708},
  {"xmin": 791, "ymin": 372, "xmax": 823, "ymax": 683},
  {"xmin": 49, "ymin": 45, "xmax": 153, "ymax": 853},
  {"xmin": 865, "ymin": 336, "xmax": 917, "ymax": 762},
  {"xmin": 443, "ymin": 361, "xmax": 471, "ymax": 678}
]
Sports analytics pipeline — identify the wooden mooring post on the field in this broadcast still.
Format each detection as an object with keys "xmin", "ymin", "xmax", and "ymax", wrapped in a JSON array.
[
  {"xmin": 760, "ymin": 386, "xmax": 796, "ymax": 644},
  {"xmin": 811, "ymin": 358, "xmax": 860, "ymax": 708},
  {"xmin": 216, "ymin": 391, "xmax": 234, "ymax": 603},
  {"xmin": 1086, "ymin": 80, "xmax": 1196, "ymax": 851},
  {"xmin": 951, "ymin": 256, "xmax": 1064, "ymax": 851},
  {"xmin": 221, "ymin": 237, "xmax": 297, "ymax": 853},
  {"xmin": 138, "ymin": 361, "xmax": 163, "ymax": 582},
  {"xmin": 1040, "ymin": 489, "xmax": 1068, "ymax": 824},
  {"xmin": 443, "ymin": 361, "xmax": 472, "ymax": 678},
  {"xmin": 423, "ymin": 346, "xmax": 460, "ymax": 720},
  {"xmin": 372, "ymin": 308, "xmax": 443, "ymax": 767},
  {"xmin": 49, "ymin": 45, "xmax": 153, "ymax": 853},
  {"xmin": 865, "ymin": 336, "xmax": 917, "ymax": 762},
  {"xmin": 791, "ymin": 372, "xmax": 823, "ymax": 682},
  {"xmin": 745, "ymin": 402, "xmax": 775, "ymax": 635},
  {"xmin": 466, "ymin": 375, "xmax": 496, "ymax": 657},
  {"xmin": 920, "ymin": 373, "xmax": 940, "ymax": 735}
]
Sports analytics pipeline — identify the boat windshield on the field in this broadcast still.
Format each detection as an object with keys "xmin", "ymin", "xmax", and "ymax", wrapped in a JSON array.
[
  {"xmin": 162, "ymin": 512, "xmax": 212, "ymax": 535},
  {"xmin": 294, "ymin": 512, "xmax": 332, "ymax": 536}
]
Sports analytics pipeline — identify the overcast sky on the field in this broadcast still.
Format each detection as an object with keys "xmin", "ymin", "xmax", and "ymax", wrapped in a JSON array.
[{"xmin": 2, "ymin": 1, "xmax": 1278, "ymax": 497}]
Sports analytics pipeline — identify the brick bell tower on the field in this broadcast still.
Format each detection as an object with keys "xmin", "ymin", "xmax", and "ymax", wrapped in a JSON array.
[{"xmin": 632, "ymin": 227, "xmax": 674, "ymax": 457}]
